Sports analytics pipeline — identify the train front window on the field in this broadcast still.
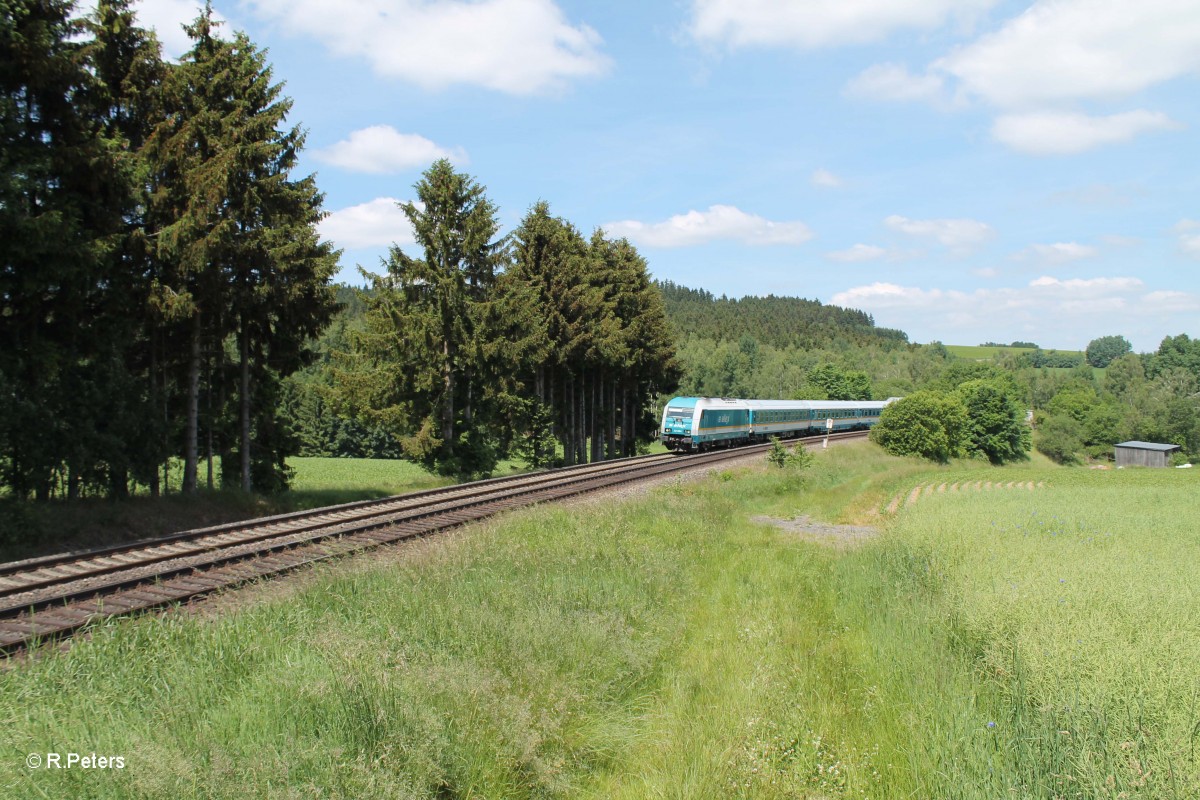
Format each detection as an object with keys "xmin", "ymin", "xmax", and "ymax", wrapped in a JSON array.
[{"xmin": 665, "ymin": 407, "xmax": 694, "ymax": 420}]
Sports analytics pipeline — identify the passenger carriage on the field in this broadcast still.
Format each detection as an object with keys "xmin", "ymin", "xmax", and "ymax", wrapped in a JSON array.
[{"xmin": 659, "ymin": 396, "xmax": 897, "ymax": 452}]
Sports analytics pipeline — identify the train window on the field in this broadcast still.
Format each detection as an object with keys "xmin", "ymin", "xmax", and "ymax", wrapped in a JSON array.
[{"xmin": 666, "ymin": 406, "xmax": 694, "ymax": 419}]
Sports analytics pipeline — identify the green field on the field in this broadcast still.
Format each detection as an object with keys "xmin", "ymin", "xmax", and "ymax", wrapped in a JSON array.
[
  {"xmin": 943, "ymin": 344, "xmax": 1091, "ymax": 361},
  {"xmin": 3, "ymin": 444, "xmax": 1197, "ymax": 798},
  {"xmin": 945, "ymin": 344, "xmax": 1039, "ymax": 360}
]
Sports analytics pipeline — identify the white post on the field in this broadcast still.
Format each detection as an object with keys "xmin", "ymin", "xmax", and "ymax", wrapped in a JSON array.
[{"xmin": 824, "ymin": 417, "xmax": 832, "ymax": 448}]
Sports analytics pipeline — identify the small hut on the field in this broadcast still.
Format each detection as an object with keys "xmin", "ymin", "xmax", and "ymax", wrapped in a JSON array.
[{"xmin": 1114, "ymin": 441, "xmax": 1181, "ymax": 468}]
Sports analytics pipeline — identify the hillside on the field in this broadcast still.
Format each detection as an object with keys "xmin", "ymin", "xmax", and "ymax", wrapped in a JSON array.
[{"xmin": 657, "ymin": 281, "xmax": 910, "ymax": 350}]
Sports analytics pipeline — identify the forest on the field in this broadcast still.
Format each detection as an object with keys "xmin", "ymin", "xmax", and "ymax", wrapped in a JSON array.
[
  {"xmin": 2, "ymin": 0, "xmax": 341, "ymax": 500},
  {"xmin": 0, "ymin": 0, "xmax": 680, "ymax": 496},
  {"xmin": 3, "ymin": 1, "xmax": 1196, "ymax": 509}
]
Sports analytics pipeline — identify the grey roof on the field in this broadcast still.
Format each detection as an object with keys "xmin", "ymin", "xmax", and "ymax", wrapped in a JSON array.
[{"xmin": 1115, "ymin": 441, "xmax": 1182, "ymax": 451}]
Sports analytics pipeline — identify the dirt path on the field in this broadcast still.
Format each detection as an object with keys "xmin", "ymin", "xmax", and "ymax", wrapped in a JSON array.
[{"xmin": 749, "ymin": 514, "xmax": 879, "ymax": 550}]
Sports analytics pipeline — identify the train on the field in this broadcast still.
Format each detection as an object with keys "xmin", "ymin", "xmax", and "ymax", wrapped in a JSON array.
[{"xmin": 659, "ymin": 396, "xmax": 899, "ymax": 452}]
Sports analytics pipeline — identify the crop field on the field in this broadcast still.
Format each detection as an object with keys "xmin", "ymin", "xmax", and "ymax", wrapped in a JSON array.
[
  {"xmin": 2, "ymin": 444, "xmax": 1196, "ymax": 798},
  {"xmin": 945, "ymin": 344, "xmax": 1039, "ymax": 360}
]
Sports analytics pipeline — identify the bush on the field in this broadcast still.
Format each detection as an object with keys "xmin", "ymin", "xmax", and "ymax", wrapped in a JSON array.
[
  {"xmin": 766, "ymin": 436, "xmax": 816, "ymax": 469},
  {"xmin": 1035, "ymin": 414, "xmax": 1083, "ymax": 464},
  {"xmin": 869, "ymin": 391, "xmax": 969, "ymax": 463}
]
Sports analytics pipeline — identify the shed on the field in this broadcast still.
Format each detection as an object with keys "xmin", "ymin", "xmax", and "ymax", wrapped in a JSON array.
[{"xmin": 1114, "ymin": 441, "xmax": 1181, "ymax": 468}]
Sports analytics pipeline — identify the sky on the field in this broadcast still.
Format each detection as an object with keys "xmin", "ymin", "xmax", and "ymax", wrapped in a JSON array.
[{"xmin": 122, "ymin": 0, "xmax": 1199, "ymax": 352}]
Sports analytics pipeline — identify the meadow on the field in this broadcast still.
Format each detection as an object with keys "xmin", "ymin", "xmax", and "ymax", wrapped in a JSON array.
[
  {"xmin": 2, "ymin": 443, "xmax": 1196, "ymax": 798},
  {"xmin": 945, "ymin": 344, "xmax": 1039, "ymax": 360}
]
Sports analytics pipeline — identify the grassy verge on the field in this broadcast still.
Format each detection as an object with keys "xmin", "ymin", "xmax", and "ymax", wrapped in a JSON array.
[
  {"xmin": 2, "ymin": 445, "xmax": 1196, "ymax": 798},
  {"xmin": 0, "ymin": 456, "xmax": 491, "ymax": 562},
  {"xmin": 0, "ymin": 447, "xmax": 658, "ymax": 562}
]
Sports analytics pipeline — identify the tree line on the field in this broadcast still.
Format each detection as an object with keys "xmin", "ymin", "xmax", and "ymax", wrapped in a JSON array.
[
  {"xmin": 658, "ymin": 281, "xmax": 909, "ymax": 350},
  {"xmin": 1, "ymin": 0, "xmax": 338, "ymax": 500},
  {"xmin": 323, "ymin": 163, "xmax": 679, "ymax": 476},
  {"xmin": 1032, "ymin": 334, "xmax": 1200, "ymax": 464}
]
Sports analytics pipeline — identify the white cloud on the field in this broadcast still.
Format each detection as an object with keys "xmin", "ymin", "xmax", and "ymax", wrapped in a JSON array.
[
  {"xmin": 934, "ymin": 0, "xmax": 1200, "ymax": 108},
  {"xmin": 830, "ymin": 275, "xmax": 1195, "ymax": 349},
  {"xmin": 811, "ymin": 168, "xmax": 843, "ymax": 188},
  {"xmin": 844, "ymin": 63, "xmax": 947, "ymax": 104},
  {"xmin": 245, "ymin": 0, "xmax": 609, "ymax": 94},
  {"xmin": 826, "ymin": 244, "xmax": 886, "ymax": 263},
  {"xmin": 992, "ymin": 110, "xmax": 1181, "ymax": 155},
  {"xmin": 1026, "ymin": 275, "xmax": 1142, "ymax": 293},
  {"xmin": 319, "ymin": 198, "xmax": 415, "ymax": 249},
  {"xmin": 604, "ymin": 205, "xmax": 813, "ymax": 248},
  {"xmin": 689, "ymin": 0, "xmax": 996, "ymax": 49},
  {"xmin": 1015, "ymin": 242, "xmax": 1098, "ymax": 264},
  {"xmin": 884, "ymin": 214, "xmax": 995, "ymax": 252},
  {"xmin": 314, "ymin": 126, "xmax": 466, "ymax": 174},
  {"xmin": 1141, "ymin": 290, "xmax": 1200, "ymax": 312},
  {"xmin": 1176, "ymin": 219, "xmax": 1200, "ymax": 258},
  {"xmin": 846, "ymin": 1, "xmax": 1200, "ymax": 153}
]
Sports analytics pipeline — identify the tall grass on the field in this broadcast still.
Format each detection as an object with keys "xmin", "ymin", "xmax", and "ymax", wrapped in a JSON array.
[
  {"xmin": 2, "ymin": 445, "xmax": 1195, "ymax": 798},
  {"xmin": 881, "ymin": 470, "xmax": 1200, "ymax": 797}
]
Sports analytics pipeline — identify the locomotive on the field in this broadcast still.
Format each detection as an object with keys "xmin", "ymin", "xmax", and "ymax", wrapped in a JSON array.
[{"xmin": 659, "ymin": 396, "xmax": 897, "ymax": 452}]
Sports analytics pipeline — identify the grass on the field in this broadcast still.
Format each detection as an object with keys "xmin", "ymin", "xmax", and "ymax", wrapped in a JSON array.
[
  {"xmin": 944, "ymin": 344, "xmax": 1086, "ymax": 361},
  {"xmin": 0, "ymin": 455, "xmax": 517, "ymax": 562},
  {"xmin": 2, "ymin": 444, "xmax": 1196, "ymax": 798},
  {"xmin": 286, "ymin": 455, "xmax": 455, "ymax": 504},
  {"xmin": 946, "ymin": 344, "xmax": 1038, "ymax": 360}
]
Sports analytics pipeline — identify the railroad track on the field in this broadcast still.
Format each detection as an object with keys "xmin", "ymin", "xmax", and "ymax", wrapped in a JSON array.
[{"xmin": 0, "ymin": 430, "xmax": 866, "ymax": 656}]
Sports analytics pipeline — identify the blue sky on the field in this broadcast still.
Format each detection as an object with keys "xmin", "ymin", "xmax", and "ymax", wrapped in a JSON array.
[{"xmin": 126, "ymin": 0, "xmax": 1198, "ymax": 351}]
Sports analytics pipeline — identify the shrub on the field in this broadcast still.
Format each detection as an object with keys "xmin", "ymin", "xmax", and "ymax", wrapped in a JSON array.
[
  {"xmin": 869, "ymin": 391, "xmax": 968, "ymax": 463},
  {"xmin": 766, "ymin": 437, "xmax": 816, "ymax": 470},
  {"xmin": 1035, "ymin": 414, "xmax": 1083, "ymax": 464}
]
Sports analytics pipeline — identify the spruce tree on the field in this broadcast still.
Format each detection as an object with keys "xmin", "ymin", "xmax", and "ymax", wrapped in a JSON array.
[
  {"xmin": 0, "ymin": 0, "xmax": 117, "ymax": 498},
  {"xmin": 146, "ymin": 5, "xmax": 337, "ymax": 491},
  {"xmin": 350, "ymin": 160, "xmax": 505, "ymax": 474}
]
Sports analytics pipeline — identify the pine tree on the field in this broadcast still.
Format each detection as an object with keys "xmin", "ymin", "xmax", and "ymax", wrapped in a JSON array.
[
  {"xmin": 78, "ymin": 0, "xmax": 168, "ymax": 498},
  {"xmin": 0, "ymin": 0, "xmax": 119, "ymax": 498},
  {"xmin": 349, "ymin": 160, "xmax": 505, "ymax": 475},
  {"xmin": 145, "ymin": 5, "xmax": 337, "ymax": 492}
]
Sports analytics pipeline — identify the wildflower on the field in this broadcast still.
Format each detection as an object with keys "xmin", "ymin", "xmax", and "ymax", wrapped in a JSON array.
[{"xmin": 987, "ymin": 721, "xmax": 996, "ymax": 729}]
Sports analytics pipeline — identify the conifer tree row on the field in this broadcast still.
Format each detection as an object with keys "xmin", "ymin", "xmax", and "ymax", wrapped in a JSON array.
[
  {"xmin": 339, "ymin": 167, "xmax": 679, "ymax": 476},
  {"xmin": 0, "ymin": 0, "xmax": 338, "ymax": 501}
]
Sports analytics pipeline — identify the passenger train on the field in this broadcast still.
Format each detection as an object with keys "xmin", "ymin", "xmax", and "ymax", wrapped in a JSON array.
[{"xmin": 659, "ymin": 396, "xmax": 898, "ymax": 452}]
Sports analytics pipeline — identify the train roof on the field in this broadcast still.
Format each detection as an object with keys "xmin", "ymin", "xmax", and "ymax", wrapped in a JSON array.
[
  {"xmin": 664, "ymin": 396, "xmax": 747, "ymax": 409},
  {"xmin": 664, "ymin": 397, "xmax": 900, "ymax": 411},
  {"xmin": 740, "ymin": 399, "xmax": 891, "ymax": 410}
]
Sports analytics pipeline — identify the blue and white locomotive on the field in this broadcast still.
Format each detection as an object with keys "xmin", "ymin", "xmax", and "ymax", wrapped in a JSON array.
[{"xmin": 659, "ymin": 396, "xmax": 897, "ymax": 452}]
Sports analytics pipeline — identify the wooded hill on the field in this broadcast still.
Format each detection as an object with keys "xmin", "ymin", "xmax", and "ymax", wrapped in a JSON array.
[{"xmin": 658, "ymin": 281, "xmax": 909, "ymax": 350}]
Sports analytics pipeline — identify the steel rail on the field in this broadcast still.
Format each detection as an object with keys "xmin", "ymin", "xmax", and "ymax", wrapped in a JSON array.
[
  {"xmin": 0, "ymin": 430, "xmax": 866, "ymax": 656},
  {"xmin": 0, "ymin": 451, "xmax": 683, "ymax": 582}
]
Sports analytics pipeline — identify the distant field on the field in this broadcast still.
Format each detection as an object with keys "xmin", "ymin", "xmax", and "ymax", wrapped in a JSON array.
[
  {"xmin": 945, "ymin": 344, "xmax": 1092, "ymax": 361},
  {"xmin": 946, "ymin": 344, "xmax": 1038, "ymax": 360}
]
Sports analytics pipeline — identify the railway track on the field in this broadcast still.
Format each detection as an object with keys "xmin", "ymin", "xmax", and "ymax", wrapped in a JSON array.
[{"xmin": 0, "ymin": 431, "xmax": 866, "ymax": 656}]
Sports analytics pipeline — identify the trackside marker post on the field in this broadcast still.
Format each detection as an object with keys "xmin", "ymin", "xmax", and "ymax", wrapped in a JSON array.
[{"xmin": 824, "ymin": 418, "xmax": 832, "ymax": 448}]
